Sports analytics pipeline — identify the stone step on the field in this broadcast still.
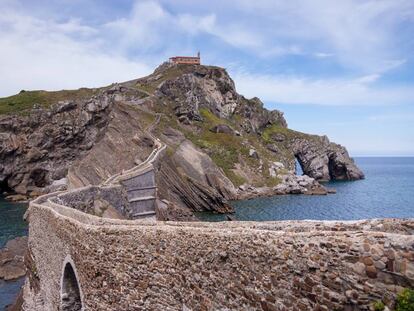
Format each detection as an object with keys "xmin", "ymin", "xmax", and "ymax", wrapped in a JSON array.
[
  {"xmin": 132, "ymin": 210, "xmax": 156, "ymax": 218},
  {"xmin": 126, "ymin": 185, "xmax": 157, "ymax": 192},
  {"xmin": 128, "ymin": 196, "xmax": 156, "ymax": 203}
]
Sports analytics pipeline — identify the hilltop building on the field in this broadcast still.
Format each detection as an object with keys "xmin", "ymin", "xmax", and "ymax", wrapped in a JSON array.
[{"xmin": 169, "ymin": 52, "xmax": 200, "ymax": 65}]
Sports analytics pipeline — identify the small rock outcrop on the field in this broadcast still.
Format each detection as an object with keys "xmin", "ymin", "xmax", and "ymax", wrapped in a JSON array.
[
  {"xmin": 159, "ymin": 64, "xmax": 239, "ymax": 120},
  {"xmin": 209, "ymin": 124, "xmax": 235, "ymax": 135},
  {"xmin": 0, "ymin": 236, "xmax": 27, "ymax": 281},
  {"xmin": 235, "ymin": 97, "xmax": 288, "ymax": 133},
  {"xmin": 292, "ymin": 136, "xmax": 364, "ymax": 181}
]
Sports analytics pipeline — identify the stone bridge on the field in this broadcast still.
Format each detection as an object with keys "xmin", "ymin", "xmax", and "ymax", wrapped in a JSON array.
[
  {"xmin": 21, "ymin": 115, "xmax": 414, "ymax": 310},
  {"xmin": 23, "ymin": 196, "xmax": 414, "ymax": 310}
]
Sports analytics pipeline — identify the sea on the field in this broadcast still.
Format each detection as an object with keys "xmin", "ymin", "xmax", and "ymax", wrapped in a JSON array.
[
  {"xmin": 0, "ymin": 157, "xmax": 413, "ymax": 307},
  {"xmin": 197, "ymin": 157, "xmax": 414, "ymax": 221},
  {"xmin": 0, "ymin": 197, "xmax": 27, "ymax": 309}
]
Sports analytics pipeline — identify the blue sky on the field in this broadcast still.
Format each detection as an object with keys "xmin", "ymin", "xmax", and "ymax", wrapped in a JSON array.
[{"xmin": 1, "ymin": 0, "xmax": 414, "ymax": 155}]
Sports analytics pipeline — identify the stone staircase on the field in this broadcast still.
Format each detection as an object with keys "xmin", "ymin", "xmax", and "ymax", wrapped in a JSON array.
[
  {"xmin": 119, "ymin": 166, "xmax": 157, "ymax": 219},
  {"xmin": 103, "ymin": 113, "xmax": 165, "ymax": 220}
]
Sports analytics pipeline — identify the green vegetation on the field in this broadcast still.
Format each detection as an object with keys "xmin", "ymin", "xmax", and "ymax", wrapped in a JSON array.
[
  {"xmin": 373, "ymin": 301, "xmax": 385, "ymax": 311},
  {"xmin": 135, "ymin": 83, "xmax": 156, "ymax": 95},
  {"xmin": 184, "ymin": 108, "xmax": 282, "ymax": 187},
  {"xmin": 186, "ymin": 129, "xmax": 249, "ymax": 187},
  {"xmin": 396, "ymin": 288, "xmax": 414, "ymax": 311},
  {"xmin": 225, "ymin": 171, "xmax": 246, "ymax": 187},
  {"xmin": 0, "ymin": 88, "xmax": 97, "ymax": 115},
  {"xmin": 199, "ymin": 108, "xmax": 224, "ymax": 126},
  {"xmin": 185, "ymin": 108, "xmax": 249, "ymax": 186},
  {"xmin": 262, "ymin": 124, "xmax": 309, "ymax": 143}
]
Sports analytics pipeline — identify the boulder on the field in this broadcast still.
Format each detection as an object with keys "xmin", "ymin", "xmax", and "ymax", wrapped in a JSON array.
[
  {"xmin": 272, "ymin": 133, "xmax": 286, "ymax": 142},
  {"xmin": 0, "ymin": 236, "xmax": 27, "ymax": 281},
  {"xmin": 249, "ymin": 148, "xmax": 259, "ymax": 159},
  {"xmin": 4, "ymin": 194, "xmax": 28, "ymax": 202},
  {"xmin": 210, "ymin": 124, "xmax": 235, "ymax": 134},
  {"xmin": 266, "ymin": 144, "xmax": 279, "ymax": 153}
]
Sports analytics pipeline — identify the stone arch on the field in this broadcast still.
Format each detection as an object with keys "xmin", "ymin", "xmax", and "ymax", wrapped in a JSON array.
[
  {"xmin": 294, "ymin": 154, "xmax": 306, "ymax": 176},
  {"xmin": 61, "ymin": 256, "xmax": 84, "ymax": 311},
  {"xmin": 0, "ymin": 177, "xmax": 11, "ymax": 193},
  {"xmin": 328, "ymin": 154, "xmax": 348, "ymax": 180}
]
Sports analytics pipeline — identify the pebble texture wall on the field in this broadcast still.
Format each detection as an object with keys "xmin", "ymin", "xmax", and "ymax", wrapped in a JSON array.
[{"xmin": 23, "ymin": 195, "xmax": 414, "ymax": 311}]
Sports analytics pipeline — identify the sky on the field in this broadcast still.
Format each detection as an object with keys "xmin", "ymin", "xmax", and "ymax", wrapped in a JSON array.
[{"xmin": 1, "ymin": 0, "xmax": 414, "ymax": 156}]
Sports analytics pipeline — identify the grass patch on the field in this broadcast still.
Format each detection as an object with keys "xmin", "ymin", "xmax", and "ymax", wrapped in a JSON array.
[
  {"xmin": 396, "ymin": 288, "xmax": 414, "ymax": 311},
  {"xmin": 226, "ymin": 170, "xmax": 246, "ymax": 187},
  {"xmin": 185, "ymin": 109, "xmax": 250, "ymax": 186},
  {"xmin": 199, "ymin": 108, "xmax": 224, "ymax": 126},
  {"xmin": 0, "ymin": 88, "xmax": 97, "ymax": 115},
  {"xmin": 135, "ymin": 83, "xmax": 157, "ymax": 95},
  {"xmin": 262, "ymin": 125, "xmax": 306, "ymax": 143}
]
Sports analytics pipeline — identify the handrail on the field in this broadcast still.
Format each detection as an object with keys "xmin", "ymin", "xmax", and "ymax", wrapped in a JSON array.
[{"xmin": 103, "ymin": 113, "xmax": 165, "ymax": 186}]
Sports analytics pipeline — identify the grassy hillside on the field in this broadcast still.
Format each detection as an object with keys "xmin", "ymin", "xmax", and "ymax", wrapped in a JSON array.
[{"xmin": 0, "ymin": 88, "xmax": 97, "ymax": 115}]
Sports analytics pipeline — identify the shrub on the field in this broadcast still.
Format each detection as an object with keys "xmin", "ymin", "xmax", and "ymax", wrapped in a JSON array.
[
  {"xmin": 396, "ymin": 288, "xmax": 414, "ymax": 311},
  {"xmin": 373, "ymin": 301, "xmax": 385, "ymax": 311}
]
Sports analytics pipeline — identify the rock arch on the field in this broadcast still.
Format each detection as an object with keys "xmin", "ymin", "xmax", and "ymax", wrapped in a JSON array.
[
  {"xmin": 61, "ymin": 256, "xmax": 83, "ymax": 311},
  {"xmin": 294, "ymin": 155, "xmax": 304, "ymax": 176}
]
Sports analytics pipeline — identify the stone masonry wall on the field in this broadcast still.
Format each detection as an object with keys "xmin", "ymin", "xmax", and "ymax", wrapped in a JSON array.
[
  {"xmin": 52, "ymin": 185, "xmax": 129, "ymax": 217},
  {"xmin": 24, "ymin": 198, "xmax": 414, "ymax": 311}
]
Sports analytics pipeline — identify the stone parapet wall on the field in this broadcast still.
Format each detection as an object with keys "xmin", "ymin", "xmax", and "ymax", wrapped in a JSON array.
[
  {"xmin": 24, "ymin": 196, "xmax": 414, "ymax": 310},
  {"xmin": 51, "ymin": 185, "xmax": 129, "ymax": 216}
]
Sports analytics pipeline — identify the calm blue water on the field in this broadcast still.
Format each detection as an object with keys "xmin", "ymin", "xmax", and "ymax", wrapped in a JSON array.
[
  {"xmin": 0, "ymin": 197, "xmax": 27, "ymax": 248},
  {"xmin": 197, "ymin": 157, "xmax": 414, "ymax": 221},
  {"xmin": 0, "ymin": 196, "xmax": 27, "ymax": 309}
]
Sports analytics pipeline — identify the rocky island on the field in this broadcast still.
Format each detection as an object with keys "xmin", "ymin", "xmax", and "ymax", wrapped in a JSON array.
[
  {"xmin": 1, "ymin": 62, "xmax": 412, "ymax": 311},
  {"xmin": 0, "ymin": 62, "xmax": 363, "ymax": 219}
]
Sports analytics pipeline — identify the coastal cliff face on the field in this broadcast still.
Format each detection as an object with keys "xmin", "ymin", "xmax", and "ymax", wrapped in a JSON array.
[
  {"xmin": 0, "ymin": 62, "xmax": 364, "ymax": 215},
  {"xmin": 0, "ymin": 93, "xmax": 111, "ymax": 196}
]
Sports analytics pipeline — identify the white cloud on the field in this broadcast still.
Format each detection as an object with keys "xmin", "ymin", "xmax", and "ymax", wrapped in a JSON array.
[
  {"xmin": 177, "ymin": 14, "xmax": 216, "ymax": 35},
  {"xmin": 314, "ymin": 52, "xmax": 334, "ymax": 58},
  {"xmin": 222, "ymin": 0, "xmax": 413, "ymax": 72},
  {"xmin": 0, "ymin": 5, "xmax": 154, "ymax": 97},
  {"xmin": 232, "ymin": 71, "xmax": 414, "ymax": 106},
  {"xmin": 104, "ymin": 1, "xmax": 168, "ymax": 50}
]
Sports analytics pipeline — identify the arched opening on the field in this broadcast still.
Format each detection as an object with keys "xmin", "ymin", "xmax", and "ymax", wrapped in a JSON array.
[
  {"xmin": 295, "ymin": 155, "xmax": 305, "ymax": 176},
  {"xmin": 61, "ymin": 262, "xmax": 82, "ymax": 311},
  {"xmin": 328, "ymin": 155, "xmax": 347, "ymax": 180},
  {"xmin": 0, "ymin": 178, "xmax": 12, "ymax": 194},
  {"xmin": 29, "ymin": 168, "xmax": 48, "ymax": 188}
]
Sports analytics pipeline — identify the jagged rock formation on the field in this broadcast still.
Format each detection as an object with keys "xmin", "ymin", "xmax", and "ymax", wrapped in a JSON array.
[
  {"xmin": 292, "ymin": 136, "xmax": 364, "ymax": 181},
  {"xmin": 0, "ymin": 236, "xmax": 27, "ymax": 281},
  {"xmin": 0, "ymin": 95, "xmax": 111, "ymax": 195},
  {"xmin": 0, "ymin": 62, "xmax": 364, "ymax": 216}
]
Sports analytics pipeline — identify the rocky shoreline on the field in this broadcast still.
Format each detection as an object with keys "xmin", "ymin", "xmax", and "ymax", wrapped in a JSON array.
[
  {"xmin": 236, "ymin": 173, "xmax": 336, "ymax": 200},
  {"xmin": 0, "ymin": 237, "xmax": 27, "ymax": 311},
  {"xmin": 0, "ymin": 236, "xmax": 27, "ymax": 282}
]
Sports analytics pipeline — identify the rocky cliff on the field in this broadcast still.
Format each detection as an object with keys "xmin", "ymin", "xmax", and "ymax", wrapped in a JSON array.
[{"xmin": 0, "ymin": 62, "xmax": 364, "ymax": 216}]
